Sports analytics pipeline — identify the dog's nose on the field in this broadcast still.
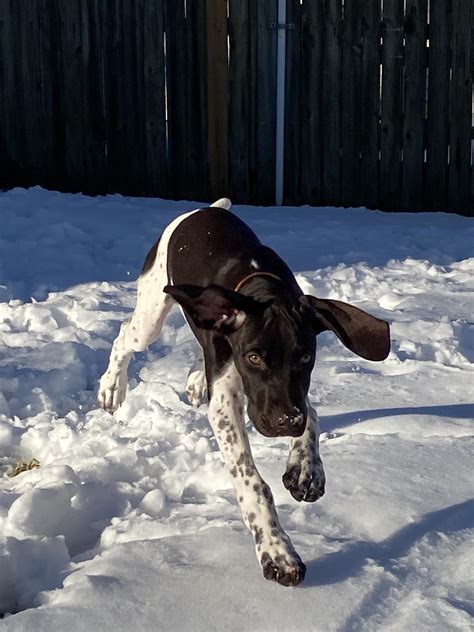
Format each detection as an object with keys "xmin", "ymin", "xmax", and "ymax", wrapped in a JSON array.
[
  {"xmin": 279, "ymin": 411, "xmax": 303, "ymax": 426},
  {"xmin": 277, "ymin": 411, "xmax": 305, "ymax": 436}
]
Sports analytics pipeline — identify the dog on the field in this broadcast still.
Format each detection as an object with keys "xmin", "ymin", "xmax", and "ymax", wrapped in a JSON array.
[{"xmin": 98, "ymin": 198, "xmax": 390, "ymax": 586}]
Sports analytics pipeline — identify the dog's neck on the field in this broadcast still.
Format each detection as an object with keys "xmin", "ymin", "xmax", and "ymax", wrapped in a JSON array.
[{"xmin": 234, "ymin": 271, "xmax": 282, "ymax": 293}]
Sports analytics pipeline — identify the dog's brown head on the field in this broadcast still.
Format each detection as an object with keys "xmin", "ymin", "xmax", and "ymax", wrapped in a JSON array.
[{"xmin": 164, "ymin": 283, "xmax": 390, "ymax": 437}]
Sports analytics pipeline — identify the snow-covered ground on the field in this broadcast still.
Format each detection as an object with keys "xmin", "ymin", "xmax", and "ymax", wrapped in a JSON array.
[{"xmin": 0, "ymin": 187, "xmax": 473, "ymax": 631}]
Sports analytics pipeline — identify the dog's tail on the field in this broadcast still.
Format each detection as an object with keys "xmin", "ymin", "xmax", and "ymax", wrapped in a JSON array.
[{"xmin": 210, "ymin": 197, "xmax": 232, "ymax": 211}]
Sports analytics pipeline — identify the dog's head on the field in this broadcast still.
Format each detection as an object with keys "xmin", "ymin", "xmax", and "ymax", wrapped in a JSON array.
[{"xmin": 164, "ymin": 283, "xmax": 390, "ymax": 437}]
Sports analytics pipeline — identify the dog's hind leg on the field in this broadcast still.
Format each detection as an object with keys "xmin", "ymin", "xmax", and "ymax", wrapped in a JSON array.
[
  {"xmin": 283, "ymin": 399, "xmax": 326, "ymax": 502},
  {"xmin": 98, "ymin": 249, "xmax": 172, "ymax": 414},
  {"xmin": 185, "ymin": 345, "xmax": 208, "ymax": 407}
]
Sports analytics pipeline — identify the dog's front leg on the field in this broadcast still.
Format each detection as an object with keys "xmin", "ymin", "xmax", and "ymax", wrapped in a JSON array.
[
  {"xmin": 283, "ymin": 400, "xmax": 326, "ymax": 502},
  {"xmin": 208, "ymin": 362, "xmax": 306, "ymax": 586}
]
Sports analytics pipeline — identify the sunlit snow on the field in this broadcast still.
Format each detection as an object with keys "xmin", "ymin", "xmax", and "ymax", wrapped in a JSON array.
[{"xmin": 0, "ymin": 187, "xmax": 472, "ymax": 630}]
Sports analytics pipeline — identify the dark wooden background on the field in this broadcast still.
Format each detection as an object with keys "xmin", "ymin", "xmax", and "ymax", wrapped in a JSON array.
[{"xmin": 0, "ymin": 0, "xmax": 472, "ymax": 215}]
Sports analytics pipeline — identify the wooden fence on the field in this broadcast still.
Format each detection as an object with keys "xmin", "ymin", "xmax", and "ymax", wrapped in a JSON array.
[{"xmin": 0, "ymin": 1, "xmax": 472, "ymax": 214}]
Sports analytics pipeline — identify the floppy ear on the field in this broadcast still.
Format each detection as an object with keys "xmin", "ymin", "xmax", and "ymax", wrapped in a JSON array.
[
  {"xmin": 163, "ymin": 284, "xmax": 267, "ymax": 332},
  {"xmin": 301, "ymin": 295, "xmax": 390, "ymax": 361}
]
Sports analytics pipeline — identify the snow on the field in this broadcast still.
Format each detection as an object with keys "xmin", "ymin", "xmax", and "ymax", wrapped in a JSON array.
[{"xmin": 0, "ymin": 186, "xmax": 473, "ymax": 631}]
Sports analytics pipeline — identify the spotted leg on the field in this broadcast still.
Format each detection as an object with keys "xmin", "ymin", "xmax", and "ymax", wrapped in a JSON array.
[
  {"xmin": 185, "ymin": 345, "xmax": 208, "ymax": 407},
  {"xmin": 283, "ymin": 399, "xmax": 326, "ymax": 502},
  {"xmin": 98, "ymin": 262, "xmax": 172, "ymax": 413},
  {"xmin": 208, "ymin": 360, "xmax": 306, "ymax": 586}
]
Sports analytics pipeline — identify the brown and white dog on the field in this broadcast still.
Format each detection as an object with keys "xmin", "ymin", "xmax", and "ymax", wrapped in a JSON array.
[{"xmin": 98, "ymin": 198, "xmax": 390, "ymax": 586}]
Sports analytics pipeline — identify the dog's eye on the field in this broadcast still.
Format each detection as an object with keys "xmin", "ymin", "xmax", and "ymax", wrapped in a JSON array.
[
  {"xmin": 248, "ymin": 353, "xmax": 263, "ymax": 367},
  {"xmin": 301, "ymin": 353, "xmax": 313, "ymax": 364}
]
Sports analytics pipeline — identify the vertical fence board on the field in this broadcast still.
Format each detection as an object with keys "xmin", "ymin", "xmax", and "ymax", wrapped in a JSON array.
[
  {"xmin": 49, "ymin": 0, "xmax": 68, "ymax": 189},
  {"xmin": 11, "ymin": 0, "xmax": 27, "ymax": 182},
  {"xmin": 104, "ymin": 0, "xmax": 125, "ymax": 193},
  {"xmin": 0, "ymin": 2, "xmax": 6, "ymax": 183},
  {"xmin": 59, "ymin": 0, "xmax": 86, "ymax": 190},
  {"xmin": 132, "ymin": 0, "xmax": 147, "ymax": 195},
  {"xmin": 229, "ymin": 0, "xmax": 251, "ymax": 202},
  {"xmin": 80, "ymin": 0, "xmax": 107, "ymax": 194},
  {"xmin": 8, "ymin": 0, "xmax": 28, "ymax": 184},
  {"xmin": 448, "ymin": 0, "xmax": 472, "ymax": 213},
  {"xmin": 425, "ymin": 0, "xmax": 450, "ymax": 211},
  {"xmin": 207, "ymin": 0, "xmax": 228, "ymax": 200},
  {"xmin": 0, "ymin": 1, "xmax": 22, "ymax": 187},
  {"xmin": 380, "ymin": 0, "xmax": 404, "ymax": 210},
  {"xmin": 341, "ymin": 0, "xmax": 362, "ymax": 206},
  {"xmin": 283, "ymin": 0, "xmax": 301, "ymax": 204},
  {"xmin": 322, "ymin": 0, "xmax": 342, "ymax": 206},
  {"xmin": 185, "ymin": 0, "xmax": 208, "ymax": 201},
  {"xmin": 38, "ymin": 0, "xmax": 61, "ymax": 190},
  {"xmin": 120, "ymin": 0, "xmax": 134, "ymax": 192},
  {"xmin": 255, "ymin": 0, "xmax": 277, "ymax": 204},
  {"xmin": 248, "ymin": 1, "xmax": 258, "ymax": 202},
  {"xmin": 359, "ymin": 1, "xmax": 381, "ymax": 209},
  {"xmin": 164, "ymin": 0, "xmax": 187, "ymax": 198},
  {"xmin": 298, "ymin": 0, "xmax": 324, "ymax": 205},
  {"xmin": 472, "ymin": 0, "xmax": 474, "ymax": 216},
  {"xmin": 19, "ymin": 1, "xmax": 43, "ymax": 184},
  {"xmin": 117, "ymin": 0, "xmax": 145, "ymax": 195},
  {"xmin": 144, "ymin": 0, "xmax": 167, "ymax": 197},
  {"xmin": 402, "ymin": 0, "xmax": 428, "ymax": 210}
]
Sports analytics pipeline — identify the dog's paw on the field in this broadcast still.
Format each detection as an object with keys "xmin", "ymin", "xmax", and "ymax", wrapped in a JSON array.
[
  {"xmin": 260, "ymin": 551, "xmax": 306, "ymax": 587},
  {"xmin": 98, "ymin": 371, "xmax": 127, "ymax": 414},
  {"xmin": 282, "ymin": 456, "xmax": 325, "ymax": 503},
  {"xmin": 185, "ymin": 369, "xmax": 207, "ymax": 407}
]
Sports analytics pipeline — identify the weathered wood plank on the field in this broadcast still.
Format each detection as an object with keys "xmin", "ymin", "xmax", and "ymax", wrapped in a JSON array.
[
  {"xmin": 300, "ymin": 0, "xmax": 324, "ymax": 205},
  {"xmin": 425, "ymin": 0, "xmax": 450, "ymax": 211},
  {"xmin": 380, "ymin": 0, "xmax": 404, "ymax": 210},
  {"xmin": 58, "ymin": 0, "xmax": 86, "ymax": 191},
  {"xmin": 131, "ymin": 0, "xmax": 147, "ymax": 195},
  {"xmin": 207, "ymin": 0, "xmax": 229, "ymax": 200},
  {"xmin": 164, "ymin": 0, "xmax": 187, "ymax": 198},
  {"xmin": 283, "ymin": 0, "xmax": 301, "ymax": 204},
  {"xmin": 359, "ymin": 0, "xmax": 381, "ymax": 210},
  {"xmin": 79, "ymin": 0, "xmax": 107, "ymax": 194},
  {"xmin": 144, "ymin": 0, "xmax": 167, "ymax": 196},
  {"xmin": 116, "ymin": 0, "xmax": 144, "ymax": 195},
  {"xmin": 401, "ymin": 0, "xmax": 428, "ymax": 210},
  {"xmin": 18, "ymin": 0, "xmax": 43, "ymax": 184},
  {"xmin": 255, "ymin": 0, "xmax": 277, "ymax": 205},
  {"xmin": 0, "ymin": 2, "xmax": 7, "ymax": 185},
  {"xmin": 0, "ymin": 0, "xmax": 23, "ymax": 187},
  {"xmin": 11, "ymin": 0, "xmax": 28, "ymax": 182},
  {"xmin": 322, "ymin": 0, "xmax": 342, "ymax": 206},
  {"xmin": 448, "ymin": 0, "xmax": 472, "ymax": 214},
  {"xmin": 37, "ymin": 0, "xmax": 61, "ymax": 190},
  {"xmin": 228, "ymin": 0, "xmax": 250, "ymax": 202},
  {"xmin": 341, "ymin": 0, "xmax": 362, "ymax": 207},
  {"xmin": 248, "ymin": 1, "xmax": 258, "ymax": 202},
  {"xmin": 104, "ymin": 0, "xmax": 127, "ymax": 193},
  {"xmin": 186, "ymin": 0, "xmax": 208, "ymax": 201}
]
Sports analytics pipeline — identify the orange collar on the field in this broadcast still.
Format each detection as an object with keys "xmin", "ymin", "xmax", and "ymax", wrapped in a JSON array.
[{"xmin": 234, "ymin": 271, "xmax": 282, "ymax": 293}]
